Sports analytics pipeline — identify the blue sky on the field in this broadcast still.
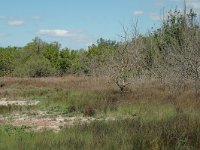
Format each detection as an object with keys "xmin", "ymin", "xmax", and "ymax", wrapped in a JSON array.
[{"xmin": 0, "ymin": 0, "xmax": 199, "ymax": 49}]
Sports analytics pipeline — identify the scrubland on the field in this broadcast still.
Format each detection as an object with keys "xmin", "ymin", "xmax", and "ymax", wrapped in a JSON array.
[
  {"xmin": 1, "ymin": 5, "xmax": 200, "ymax": 150},
  {"xmin": 0, "ymin": 76, "xmax": 200, "ymax": 150}
]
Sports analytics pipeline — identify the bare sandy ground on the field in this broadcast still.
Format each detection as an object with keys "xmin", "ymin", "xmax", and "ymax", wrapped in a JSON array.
[
  {"xmin": 0, "ymin": 98, "xmax": 40, "ymax": 106},
  {"xmin": 4, "ymin": 115, "xmax": 95, "ymax": 132},
  {"xmin": 0, "ymin": 98, "xmax": 115, "ymax": 132},
  {"xmin": 0, "ymin": 112, "xmax": 115, "ymax": 132}
]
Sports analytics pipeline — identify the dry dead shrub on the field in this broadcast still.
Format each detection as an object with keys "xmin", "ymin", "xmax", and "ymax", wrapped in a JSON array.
[{"xmin": 82, "ymin": 106, "xmax": 95, "ymax": 117}]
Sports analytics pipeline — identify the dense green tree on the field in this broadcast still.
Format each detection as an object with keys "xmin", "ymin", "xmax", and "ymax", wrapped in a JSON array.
[
  {"xmin": 70, "ymin": 49, "xmax": 88, "ymax": 74},
  {"xmin": 13, "ymin": 38, "xmax": 59, "ymax": 77},
  {"xmin": 86, "ymin": 38, "xmax": 117, "ymax": 75},
  {"xmin": 42, "ymin": 42, "xmax": 60, "ymax": 68},
  {"xmin": 0, "ymin": 47, "xmax": 19, "ymax": 76},
  {"xmin": 58, "ymin": 48, "xmax": 71, "ymax": 74}
]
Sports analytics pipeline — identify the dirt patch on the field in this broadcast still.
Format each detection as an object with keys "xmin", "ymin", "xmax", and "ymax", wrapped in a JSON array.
[
  {"xmin": 0, "ymin": 98, "xmax": 40, "ymax": 106},
  {"xmin": 12, "ymin": 116, "xmax": 96, "ymax": 131},
  {"xmin": 0, "ymin": 112, "xmax": 115, "ymax": 132},
  {"xmin": 0, "ymin": 98, "xmax": 116, "ymax": 132}
]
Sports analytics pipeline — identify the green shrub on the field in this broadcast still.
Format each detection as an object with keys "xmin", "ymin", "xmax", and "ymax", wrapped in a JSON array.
[
  {"xmin": 0, "ymin": 48, "xmax": 16, "ymax": 76},
  {"xmin": 14, "ymin": 56, "xmax": 57, "ymax": 77}
]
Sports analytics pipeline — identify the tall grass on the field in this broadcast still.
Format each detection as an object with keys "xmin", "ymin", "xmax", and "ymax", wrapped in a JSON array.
[
  {"xmin": 1, "ymin": 76, "xmax": 200, "ymax": 117},
  {"xmin": 0, "ymin": 105, "xmax": 35, "ymax": 114},
  {"xmin": 0, "ymin": 114, "xmax": 200, "ymax": 150},
  {"xmin": 1, "ymin": 76, "xmax": 200, "ymax": 149}
]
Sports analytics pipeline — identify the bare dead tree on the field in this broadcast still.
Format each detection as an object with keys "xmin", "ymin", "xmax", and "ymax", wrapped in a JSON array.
[
  {"xmin": 158, "ymin": 7, "xmax": 200, "ymax": 97},
  {"xmin": 168, "ymin": 26, "xmax": 200, "ymax": 97},
  {"xmin": 107, "ymin": 23, "xmax": 144, "ymax": 94}
]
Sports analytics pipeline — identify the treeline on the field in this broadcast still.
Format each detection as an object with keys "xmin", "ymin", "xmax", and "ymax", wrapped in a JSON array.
[
  {"xmin": 0, "ymin": 38, "xmax": 118, "ymax": 77},
  {"xmin": 1, "ymin": 7, "xmax": 200, "ymax": 93}
]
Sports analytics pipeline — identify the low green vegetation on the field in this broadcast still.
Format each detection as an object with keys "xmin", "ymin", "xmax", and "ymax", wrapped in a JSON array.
[
  {"xmin": 1, "ymin": 115, "xmax": 200, "ymax": 150},
  {"xmin": 0, "ymin": 76, "xmax": 200, "ymax": 149}
]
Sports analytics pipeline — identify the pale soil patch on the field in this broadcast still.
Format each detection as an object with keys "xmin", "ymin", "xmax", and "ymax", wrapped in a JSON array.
[
  {"xmin": 0, "ymin": 112, "xmax": 115, "ymax": 132},
  {"xmin": 11, "ymin": 116, "xmax": 96, "ymax": 132},
  {"xmin": 0, "ymin": 98, "xmax": 40, "ymax": 106},
  {"xmin": 0, "ymin": 98, "xmax": 116, "ymax": 132}
]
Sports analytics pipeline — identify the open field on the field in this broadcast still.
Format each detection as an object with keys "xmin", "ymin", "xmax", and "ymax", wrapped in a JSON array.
[
  {"xmin": 0, "ymin": 76, "xmax": 200, "ymax": 149},
  {"xmin": 1, "ymin": 1, "xmax": 200, "ymax": 149}
]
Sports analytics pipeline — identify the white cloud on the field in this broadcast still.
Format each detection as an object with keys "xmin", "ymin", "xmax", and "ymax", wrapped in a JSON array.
[
  {"xmin": 38, "ymin": 29, "xmax": 90, "ymax": 41},
  {"xmin": 32, "ymin": 16, "xmax": 41, "ymax": 20},
  {"xmin": 186, "ymin": 0, "xmax": 200, "ymax": 9},
  {"xmin": 39, "ymin": 29, "xmax": 73, "ymax": 37},
  {"xmin": 133, "ymin": 11, "xmax": 144, "ymax": 16},
  {"xmin": 0, "ymin": 32, "xmax": 9, "ymax": 38},
  {"xmin": 155, "ymin": 0, "xmax": 165, "ymax": 7},
  {"xmin": 0, "ymin": 16, "xmax": 6, "ymax": 20},
  {"xmin": 149, "ymin": 13, "xmax": 161, "ymax": 21},
  {"xmin": 169, "ymin": 0, "xmax": 181, "ymax": 2},
  {"xmin": 169, "ymin": 0, "xmax": 200, "ymax": 9},
  {"xmin": 0, "ymin": 33, "xmax": 5, "ymax": 36},
  {"xmin": 8, "ymin": 20, "xmax": 25, "ymax": 26}
]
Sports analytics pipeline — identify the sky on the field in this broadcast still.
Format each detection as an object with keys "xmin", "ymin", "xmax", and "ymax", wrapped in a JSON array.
[{"xmin": 0, "ymin": 0, "xmax": 200, "ymax": 49}]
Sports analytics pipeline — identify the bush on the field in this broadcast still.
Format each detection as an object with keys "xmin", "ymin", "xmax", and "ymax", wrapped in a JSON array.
[
  {"xmin": 81, "ymin": 106, "xmax": 96, "ymax": 116},
  {"xmin": 0, "ymin": 48, "xmax": 16, "ymax": 76},
  {"xmin": 14, "ymin": 56, "xmax": 57, "ymax": 77}
]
